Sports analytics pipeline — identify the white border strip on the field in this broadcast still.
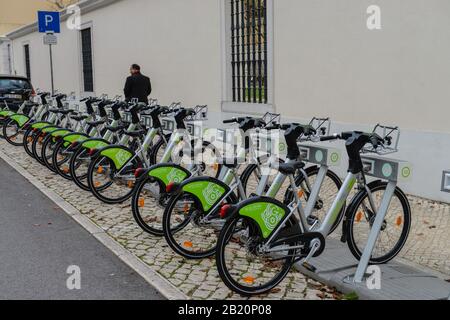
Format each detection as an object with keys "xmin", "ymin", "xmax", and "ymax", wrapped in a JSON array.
[{"xmin": 0, "ymin": 150, "xmax": 188, "ymax": 300}]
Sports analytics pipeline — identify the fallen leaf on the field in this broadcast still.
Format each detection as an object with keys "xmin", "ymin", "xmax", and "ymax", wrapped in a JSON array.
[
  {"xmin": 316, "ymin": 292, "xmax": 326, "ymax": 299},
  {"xmin": 270, "ymin": 288, "xmax": 281, "ymax": 294}
]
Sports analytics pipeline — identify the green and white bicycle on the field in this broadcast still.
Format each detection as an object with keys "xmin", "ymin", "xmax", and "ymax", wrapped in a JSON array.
[
  {"xmin": 161, "ymin": 118, "xmax": 343, "ymax": 259},
  {"xmin": 215, "ymin": 124, "xmax": 411, "ymax": 296}
]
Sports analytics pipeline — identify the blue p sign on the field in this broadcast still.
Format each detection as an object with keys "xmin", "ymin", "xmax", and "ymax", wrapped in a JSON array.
[{"xmin": 38, "ymin": 11, "xmax": 61, "ymax": 33}]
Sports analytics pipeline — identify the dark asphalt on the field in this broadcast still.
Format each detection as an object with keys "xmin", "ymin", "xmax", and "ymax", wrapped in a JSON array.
[{"xmin": 0, "ymin": 158, "xmax": 164, "ymax": 300}]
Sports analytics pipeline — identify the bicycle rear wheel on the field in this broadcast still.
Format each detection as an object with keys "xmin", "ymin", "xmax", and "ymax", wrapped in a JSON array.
[
  {"xmin": 88, "ymin": 155, "xmax": 141, "ymax": 204},
  {"xmin": 162, "ymin": 191, "xmax": 238, "ymax": 259},
  {"xmin": 52, "ymin": 139, "xmax": 74, "ymax": 180},
  {"xmin": 215, "ymin": 215, "xmax": 295, "ymax": 296},
  {"xmin": 3, "ymin": 118, "xmax": 25, "ymax": 146},
  {"xmin": 70, "ymin": 147, "xmax": 92, "ymax": 191}
]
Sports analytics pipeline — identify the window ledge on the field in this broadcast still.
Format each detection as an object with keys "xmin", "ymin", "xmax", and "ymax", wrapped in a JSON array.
[{"xmin": 221, "ymin": 101, "xmax": 275, "ymax": 116}]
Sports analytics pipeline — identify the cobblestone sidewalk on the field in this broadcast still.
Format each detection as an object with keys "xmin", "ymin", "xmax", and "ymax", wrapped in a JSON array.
[{"xmin": 0, "ymin": 140, "xmax": 343, "ymax": 300}]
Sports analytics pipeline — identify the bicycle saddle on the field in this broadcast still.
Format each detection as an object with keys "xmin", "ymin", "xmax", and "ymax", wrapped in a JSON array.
[
  {"xmin": 86, "ymin": 120, "xmax": 107, "ymax": 126},
  {"xmin": 123, "ymin": 129, "xmax": 147, "ymax": 137},
  {"xmin": 57, "ymin": 109, "xmax": 75, "ymax": 115},
  {"xmin": 278, "ymin": 161, "xmax": 305, "ymax": 175},
  {"xmin": 70, "ymin": 115, "xmax": 89, "ymax": 121},
  {"xmin": 105, "ymin": 123, "xmax": 129, "ymax": 132}
]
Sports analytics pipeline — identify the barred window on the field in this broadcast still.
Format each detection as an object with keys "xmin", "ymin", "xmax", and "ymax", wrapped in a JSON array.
[
  {"xmin": 24, "ymin": 44, "xmax": 31, "ymax": 80},
  {"xmin": 80, "ymin": 27, "xmax": 94, "ymax": 92},
  {"xmin": 230, "ymin": 0, "xmax": 267, "ymax": 104}
]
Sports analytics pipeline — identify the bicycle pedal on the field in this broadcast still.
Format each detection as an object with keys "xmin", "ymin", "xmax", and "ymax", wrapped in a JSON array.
[{"xmin": 302, "ymin": 262, "xmax": 317, "ymax": 273}]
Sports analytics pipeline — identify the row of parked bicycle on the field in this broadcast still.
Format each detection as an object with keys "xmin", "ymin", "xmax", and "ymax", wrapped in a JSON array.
[{"xmin": 0, "ymin": 92, "xmax": 411, "ymax": 296}]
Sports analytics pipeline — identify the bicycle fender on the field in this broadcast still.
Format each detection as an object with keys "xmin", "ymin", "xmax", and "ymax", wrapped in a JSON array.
[
  {"xmin": 98, "ymin": 145, "xmax": 135, "ymax": 170},
  {"xmin": 80, "ymin": 138, "xmax": 110, "ymax": 151},
  {"xmin": 30, "ymin": 121, "xmax": 52, "ymax": 130},
  {"xmin": 179, "ymin": 176, "xmax": 230, "ymax": 213},
  {"xmin": 0, "ymin": 110, "xmax": 15, "ymax": 118},
  {"xmin": 62, "ymin": 132, "xmax": 89, "ymax": 145},
  {"xmin": 40, "ymin": 125, "xmax": 60, "ymax": 134},
  {"xmin": 235, "ymin": 197, "xmax": 290, "ymax": 239},
  {"xmin": 9, "ymin": 114, "xmax": 30, "ymax": 127},
  {"xmin": 146, "ymin": 164, "xmax": 192, "ymax": 190},
  {"xmin": 50, "ymin": 128, "xmax": 72, "ymax": 139}
]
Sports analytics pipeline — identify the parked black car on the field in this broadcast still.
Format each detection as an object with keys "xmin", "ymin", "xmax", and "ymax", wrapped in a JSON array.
[{"xmin": 0, "ymin": 75, "xmax": 34, "ymax": 112}]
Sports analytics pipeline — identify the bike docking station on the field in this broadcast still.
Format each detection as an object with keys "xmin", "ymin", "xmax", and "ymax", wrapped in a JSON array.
[{"xmin": 292, "ymin": 125, "xmax": 450, "ymax": 300}]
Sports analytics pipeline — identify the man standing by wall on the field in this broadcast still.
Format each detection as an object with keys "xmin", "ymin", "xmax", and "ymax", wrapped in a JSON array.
[{"xmin": 124, "ymin": 64, "xmax": 152, "ymax": 103}]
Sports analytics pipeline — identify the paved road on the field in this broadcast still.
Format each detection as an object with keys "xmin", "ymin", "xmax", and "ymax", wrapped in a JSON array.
[{"xmin": 0, "ymin": 158, "xmax": 164, "ymax": 300}]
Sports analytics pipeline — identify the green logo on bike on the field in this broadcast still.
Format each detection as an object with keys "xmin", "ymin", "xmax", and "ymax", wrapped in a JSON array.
[
  {"xmin": 202, "ymin": 183, "xmax": 224, "ymax": 206},
  {"xmin": 240, "ymin": 202, "xmax": 286, "ymax": 238},
  {"xmin": 149, "ymin": 166, "xmax": 189, "ymax": 186},
  {"xmin": 100, "ymin": 148, "xmax": 132, "ymax": 170},
  {"xmin": 331, "ymin": 152, "xmax": 339, "ymax": 163},
  {"xmin": 402, "ymin": 166, "xmax": 411, "ymax": 178},
  {"xmin": 167, "ymin": 168, "xmax": 187, "ymax": 183},
  {"xmin": 182, "ymin": 181, "xmax": 225, "ymax": 212}
]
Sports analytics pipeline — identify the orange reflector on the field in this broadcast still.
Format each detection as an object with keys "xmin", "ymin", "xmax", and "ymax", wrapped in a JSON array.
[
  {"xmin": 27, "ymin": 137, "xmax": 33, "ymax": 143},
  {"xmin": 243, "ymin": 276, "xmax": 255, "ymax": 284},
  {"xmin": 128, "ymin": 181, "xmax": 134, "ymax": 188},
  {"xmin": 138, "ymin": 198, "xmax": 145, "ymax": 207},
  {"xmin": 355, "ymin": 211, "xmax": 363, "ymax": 223},
  {"xmin": 183, "ymin": 241, "xmax": 193, "ymax": 248},
  {"xmin": 297, "ymin": 190, "xmax": 304, "ymax": 198},
  {"xmin": 95, "ymin": 181, "xmax": 101, "ymax": 187},
  {"xmin": 63, "ymin": 167, "xmax": 70, "ymax": 174},
  {"xmin": 97, "ymin": 166, "xmax": 104, "ymax": 174},
  {"xmin": 183, "ymin": 204, "xmax": 190, "ymax": 213},
  {"xmin": 38, "ymin": 137, "xmax": 43, "ymax": 143},
  {"xmin": 396, "ymin": 216, "xmax": 403, "ymax": 227}
]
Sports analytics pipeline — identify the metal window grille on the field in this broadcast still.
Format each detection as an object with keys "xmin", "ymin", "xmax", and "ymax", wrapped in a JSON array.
[
  {"xmin": 7, "ymin": 44, "xmax": 12, "ymax": 74},
  {"xmin": 231, "ymin": 0, "xmax": 267, "ymax": 104},
  {"xmin": 24, "ymin": 44, "xmax": 31, "ymax": 79},
  {"xmin": 81, "ymin": 28, "xmax": 94, "ymax": 92}
]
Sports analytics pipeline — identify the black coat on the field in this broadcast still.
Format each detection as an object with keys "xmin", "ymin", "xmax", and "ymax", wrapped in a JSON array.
[{"xmin": 124, "ymin": 73, "xmax": 152, "ymax": 103}]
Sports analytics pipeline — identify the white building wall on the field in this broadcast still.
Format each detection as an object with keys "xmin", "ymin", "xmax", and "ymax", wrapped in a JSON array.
[
  {"xmin": 7, "ymin": 0, "xmax": 450, "ymax": 202},
  {"xmin": 10, "ymin": 0, "xmax": 223, "ymax": 110},
  {"xmin": 0, "ymin": 40, "xmax": 11, "ymax": 74}
]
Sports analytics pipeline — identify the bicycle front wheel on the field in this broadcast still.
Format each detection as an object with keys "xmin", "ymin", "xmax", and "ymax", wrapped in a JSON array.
[
  {"xmin": 163, "ymin": 191, "xmax": 238, "ymax": 259},
  {"xmin": 344, "ymin": 182, "xmax": 411, "ymax": 264}
]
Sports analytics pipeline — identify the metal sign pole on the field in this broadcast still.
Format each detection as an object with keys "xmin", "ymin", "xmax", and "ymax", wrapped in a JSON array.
[{"xmin": 49, "ymin": 43, "xmax": 54, "ymax": 95}]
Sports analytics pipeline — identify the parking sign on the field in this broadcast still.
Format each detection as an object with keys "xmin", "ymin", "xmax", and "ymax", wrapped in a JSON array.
[{"xmin": 38, "ymin": 11, "xmax": 61, "ymax": 33}]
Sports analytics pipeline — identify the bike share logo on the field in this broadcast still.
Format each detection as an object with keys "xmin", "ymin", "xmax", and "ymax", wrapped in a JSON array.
[
  {"xmin": 261, "ymin": 204, "xmax": 284, "ymax": 233},
  {"xmin": 202, "ymin": 183, "xmax": 223, "ymax": 206},
  {"xmin": 114, "ymin": 150, "xmax": 131, "ymax": 167},
  {"xmin": 166, "ymin": 169, "xmax": 185, "ymax": 183}
]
